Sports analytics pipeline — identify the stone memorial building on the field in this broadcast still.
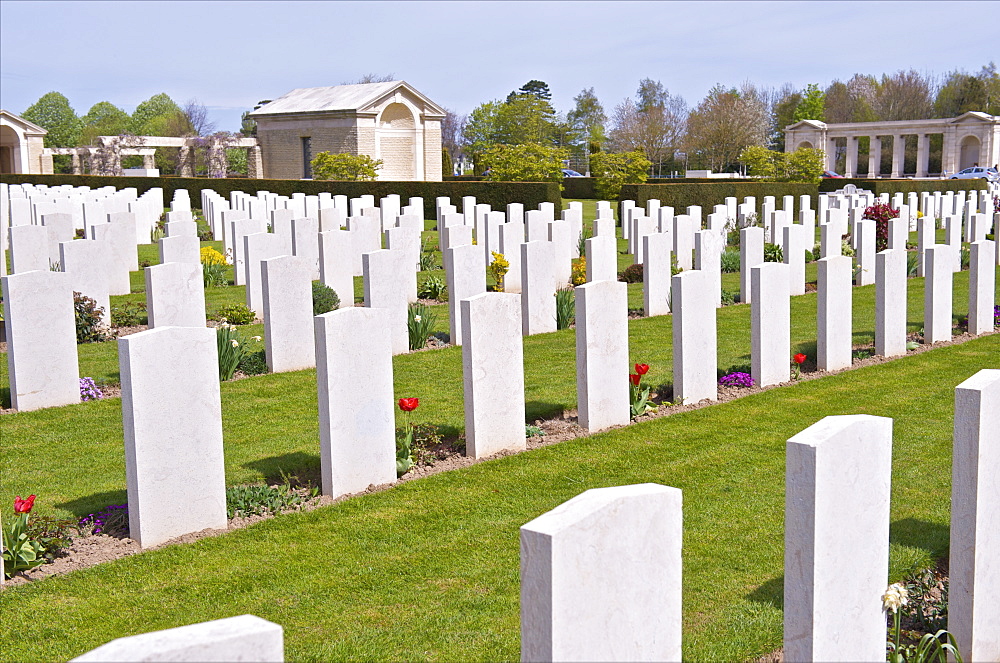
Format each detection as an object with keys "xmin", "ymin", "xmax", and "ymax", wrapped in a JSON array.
[
  {"xmin": 784, "ymin": 111, "xmax": 1000, "ymax": 177},
  {"xmin": 249, "ymin": 80, "xmax": 445, "ymax": 181},
  {"xmin": 0, "ymin": 110, "xmax": 51, "ymax": 175}
]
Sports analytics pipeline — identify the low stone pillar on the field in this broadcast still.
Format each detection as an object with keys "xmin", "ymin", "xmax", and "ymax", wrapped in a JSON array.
[{"xmin": 247, "ymin": 146, "xmax": 263, "ymax": 179}]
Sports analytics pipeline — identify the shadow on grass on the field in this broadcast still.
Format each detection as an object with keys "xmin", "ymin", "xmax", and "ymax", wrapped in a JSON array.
[
  {"xmin": 56, "ymin": 489, "xmax": 128, "ymax": 517},
  {"xmin": 890, "ymin": 517, "xmax": 950, "ymax": 557},
  {"xmin": 525, "ymin": 400, "xmax": 566, "ymax": 422},
  {"xmin": 244, "ymin": 452, "xmax": 322, "ymax": 487},
  {"xmin": 1, "ymin": 385, "xmax": 10, "ymax": 409},
  {"xmin": 747, "ymin": 574, "xmax": 783, "ymax": 609}
]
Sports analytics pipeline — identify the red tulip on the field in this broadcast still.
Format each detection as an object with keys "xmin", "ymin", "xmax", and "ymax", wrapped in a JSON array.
[
  {"xmin": 398, "ymin": 397, "xmax": 419, "ymax": 412},
  {"xmin": 14, "ymin": 494, "xmax": 36, "ymax": 513},
  {"xmin": 793, "ymin": 353, "xmax": 807, "ymax": 365},
  {"xmin": 629, "ymin": 374, "xmax": 641, "ymax": 386},
  {"xmin": 634, "ymin": 363, "xmax": 650, "ymax": 375}
]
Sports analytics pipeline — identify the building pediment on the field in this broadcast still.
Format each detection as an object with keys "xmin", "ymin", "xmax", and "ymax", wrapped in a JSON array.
[
  {"xmin": 949, "ymin": 111, "xmax": 998, "ymax": 124},
  {"xmin": 785, "ymin": 119, "xmax": 827, "ymax": 131},
  {"xmin": 0, "ymin": 109, "xmax": 48, "ymax": 136}
]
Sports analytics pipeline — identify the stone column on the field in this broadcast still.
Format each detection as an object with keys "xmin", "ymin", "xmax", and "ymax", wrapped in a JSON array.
[
  {"xmin": 825, "ymin": 136, "xmax": 837, "ymax": 171},
  {"xmin": 867, "ymin": 136, "xmax": 881, "ymax": 177},
  {"xmin": 177, "ymin": 146, "xmax": 194, "ymax": 177},
  {"xmin": 891, "ymin": 135, "xmax": 905, "ymax": 178},
  {"xmin": 845, "ymin": 136, "xmax": 858, "ymax": 178},
  {"xmin": 71, "ymin": 151, "xmax": 82, "ymax": 175},
  {"xmin": 917, "ymin": 133, "xmax": 931, "ymax": 177},
  {"xmin": 247, "ymin": 146, "xmax": 263, "ymax": 179},
  {"xmin": 142, "ymin": 152, "xmax": 156, "ymax": 169}
]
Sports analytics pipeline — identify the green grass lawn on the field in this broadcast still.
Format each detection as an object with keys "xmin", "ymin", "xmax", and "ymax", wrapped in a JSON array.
[
  {"xmin": 1, "ymin": 335, "xmax": 997, "ymax": 661},
  {"xmin": 1, "ymin": 202, "xmax": 997, "ymax": 660}
]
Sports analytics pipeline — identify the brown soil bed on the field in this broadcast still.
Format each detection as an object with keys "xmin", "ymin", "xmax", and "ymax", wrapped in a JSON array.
[{"xmin": 2, "ymin": 326, "xmax": 995, "ymax": 586}]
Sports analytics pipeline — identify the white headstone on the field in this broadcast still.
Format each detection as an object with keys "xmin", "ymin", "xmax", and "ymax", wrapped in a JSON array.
[
  {"xmin": 875, "ymin": 249, "xmax": 907, "ymax": 358},
  {"xmin": 8, "ymin": 224, "xmax": 49, "ymax": 273},
  {"xmin": 585, "ymin": 235, "xmax": 617, "ymax": 283},
  {"xmin": 672, "ymin": 269, "xmax": 718, "ymax": 404},
  {"xmin": 740, "ymin": 227, "xmax": 764, "ymax": 305},
  {"xmin": 244, "ymin": 232, "xmax": 285, "ymax": 316},
  {"xmin": 119, "ymin": 326, "xmax": 227, "ymax": 547},
  {"xmin": 816, "ymin": 255, "xmax": 853, "ymax": 371},
  {"xmin": 643, "ymin": 233, "xmax": 672, "ymax": 316},
  {"xmin": 924, "ymin": 245, "xmax": 953, "ymax": 343},
  {"xmin": 363, "ymin": 249, "xmax": 410, "ymax": 354},
  {"xmin": 751, "ymin": 262, "xmax": 790, "ymax": 386},
  {"xmin": 784, "ymin": 415, "xmax": 892, "ymax": 663},
  {"xmin": 520, "ymin": 484, "xmax": 682, "ymax": 662},
  {"xmin": 145, "ymin": 262, "xmax": 206, "ymax": 328},
  {"xmin": 461, "ymin": 293, "xmax": 526, "ymax": 458},
  {"xmin": 521, "ymin": 241, "xmax": 557, "ymax": 336},
  {"xmin": 159, "ymin": 235, "xmax": 201, "ymax": 265},
  {"xmin": 968, "ymin": 240, "xmax": 996, "ymax": 336},
  {"xmin": 575, "ymin": 280, "xmax": 629, "ymax": 431},
  {"xmin": 318, "ymin": 229, "xmax": 354, "ymax": 307},
  {"xmin": 444, "ymin": 243, "xmax": 486, "ymax": 346}
]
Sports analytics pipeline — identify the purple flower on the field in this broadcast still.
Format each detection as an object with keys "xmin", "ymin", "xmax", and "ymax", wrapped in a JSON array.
[
  {"xmin": 79, "ymin": 377, "xmax": 104, "ymax": 402},
  {"xmin": 719, "ymin": 372, "xmax": 754, "ymax": 388}
]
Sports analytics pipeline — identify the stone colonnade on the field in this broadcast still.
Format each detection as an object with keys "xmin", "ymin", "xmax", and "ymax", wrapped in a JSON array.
[
  {"xmin": 785, "ymin": 112, "xmax": 1000, "ymax": 177},
  {"xmin": 43, "ymin": 136, "xmax": 262, "ymax": 177}
]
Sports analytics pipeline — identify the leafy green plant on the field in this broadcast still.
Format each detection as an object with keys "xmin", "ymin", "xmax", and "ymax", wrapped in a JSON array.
[
  {"xmin": 311, "ymin": 152, "xmax": 382, "ymax": 181},
  {"xmin": 110, "ymin": 300, "xmax": 146, "ymax": 327},
  {"xmin": 721, "ymin": 289, "xmax": 738, "ymax": 306},
  {"xmin": 618, "ymin": 262, "xmax": 644, "ymax": 284},
  {"xmin": 884, "ymin": 583, "xmax": 962, "ymax": 663},
  {"xmin": 237, "ymin": 349, "xmax": 268, "ymax": 376},
  {"xmin": 720, "ymin": 249, "xmax": 741, "ymax": 273},
  {"xmin": 555, "ymin": 288, "xmax": 575, "ymax": 330},
  {"xmin": 853, "ymin": 347, "xmax": 874, "ymax": 361},
  {"xmin": 407, "ymin": 303, "xmax": 437, "ymax": 351},
  {"xmin": 396, "ymin": 397, "xmax": 420, "ymax": 475},
  {"xmin": 907, "ymin": 251, "xmax": 919, "ymax": 277},
  {"xmin": 216, "ymin": 325, "xmax": 263, "ymax": 381},
  {"xmin": 525, "ymin": 424, "xmax": 544, "ymax": 438},
  {"xmin": 203, "ymin": 261, "xmax": 228, "ymax": 288},
  {"xmin": 2, "ymin": 495, "xmax": 72, "ymax": 579},
  {"xmin": 226, "ymin": 483, "xmax": 307, "ymax": 519},
  {"xmin": 74, "ymin": 292, "xmax": 110, "ymax": 343},
  {"xmin": 763, "ymin": 242, "xmax": 784, "ymax": 263},
  {"xmin": 216, "ymin": 303, "xmax": 255, "ymax": 325},
  {"xmin": 417, "ymin": 275, "xmax": 447, "ymax": 301},
  {"xmin": 959, "ymin": 247, "xmax": 970, "ymax": 270},
  {"xmin": 740, "ymin": 145, "xmax": 825, "ymax": 184},
  {"xmin": 418, "ymin": 239, "xmax": 438, "ymax": 271},
  {"xmin": 589, "ymin": 150, "xmax": 652, "ymax": 199},
  {"xmin": 312, "ymin": 281, "xmax": 341, "ymax": 316}
]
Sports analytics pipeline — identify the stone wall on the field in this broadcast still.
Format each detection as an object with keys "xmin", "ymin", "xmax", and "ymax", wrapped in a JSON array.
[
  {"xmin": 256, "ymin": 115, "xmax": 359, "ymax": 180},
  {"xmin": 423, "ymin": 119, "xmax": 443, "ymax": 182}
]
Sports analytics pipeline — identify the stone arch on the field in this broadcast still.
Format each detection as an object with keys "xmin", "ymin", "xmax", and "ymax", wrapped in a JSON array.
[
  {"xmin": 959, "ymin": 134, "xmax": 981, "ymax": 170},
  {"xmin": 795, "ymin": 140, "xmax": 814, "ymax": 150},
  {"xmin": 376, "ymin": 102, "xmax": 417, "ymax": 180},
  {"xmin": 0, "ymin": 123, "xmax": 23, "ymax": 174}
]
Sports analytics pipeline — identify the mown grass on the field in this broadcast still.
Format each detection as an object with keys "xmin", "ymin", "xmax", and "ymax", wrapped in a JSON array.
[
  {"xmin": 1, "ymin": 201, "xmax": 997, "ymax": 661},
  {"xmin": 0, "ymin": 335, "xmax": 996, "ymax": 661}
]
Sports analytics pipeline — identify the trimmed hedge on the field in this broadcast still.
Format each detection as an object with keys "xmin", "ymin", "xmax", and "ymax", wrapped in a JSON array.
[
  {"xmin": 0, "ymin": 174, "xmax": 561, "ymax": 220},
  {"xmin": 620, "ymin": 182, "xmax": 818, "ymax": 217},
  {"xmin": 562, "ymin": 177, "xmax": 756, "ymax": 200}
]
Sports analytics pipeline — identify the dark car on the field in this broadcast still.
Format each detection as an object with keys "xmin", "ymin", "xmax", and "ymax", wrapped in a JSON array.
[{"xmin": 561, "ymin": 169, "xmax": 585, "ymax": 177}]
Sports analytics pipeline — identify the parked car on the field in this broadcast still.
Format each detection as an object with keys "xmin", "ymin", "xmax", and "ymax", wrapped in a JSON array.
[
  {"xmin": 561, "ymin": 168, "xmax": 585, "ymax": 177},
  {"xmin": 951, "ymin": 166, "xmax": 998, "ymax": 183},
  {"xmin": 821, "ymin": 170, "xmax": 844, "ymax": 179}
]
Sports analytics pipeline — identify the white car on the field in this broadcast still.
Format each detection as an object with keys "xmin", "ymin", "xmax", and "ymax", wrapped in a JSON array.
[{"xmin": 951, "ymin": 166, "xmax": 998, "ymax": 183}]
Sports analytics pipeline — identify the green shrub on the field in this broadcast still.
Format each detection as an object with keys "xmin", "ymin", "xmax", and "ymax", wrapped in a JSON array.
[
  {"xmin": 311, "ymin": 152, "xmax": 382, "ymax": 181},
  {"xmin": 763, "ymin": 243, "xmax": 783, "ymax": 263},
  {"xmin": 110, "ymin": 300, "xmax": 146, "ymax": 327},
  {"xmin": 590, "ymin": 150, "xmax": 651, "ymax": 200},
  {"xmin": 74, "ymin": 292, "xmax": 109, "ymax": 343},
  {"xmin": 721, "ymin": 289, "xmax": 738, "ymax": 306},
  {"xmin": 417, "ymin": 275, "xmax": 447, "ymax": 301},
  {"xmin": 418, "ymin": 239, "xmax": 438, "ymax": 271},
  {"xmin": 620, "ymin": 182, "xmax": 818, "ymax": 214},
  {"xmin": 226, "ymin": 483, "xmax": 309, "ymax": 519},
  {"xmin": 312, "ymin": 281, "xmax": 340, "ymax": 316},
  {"xmin": 804, "ymin": 249, "xmax": 815, "ymax": 263},
  {"xmin": 740, "ymin": 145, "xmax": 824, "ymax": 184},
  {"xmin": 237, "ymin": 350, "xmax": 268, "ymax": 377},
  {"xmin": 216, "ymin": 303, "xmax": 255, "ymax": 325},
  {"xmin": 555, "ymin": 288, "xmax": 575, "ymax": 330},
  {"xmin": 203, "ymin": 262, "xmax": 227, "ymax": 288},
  {"xmin": 480, "ymin": 143, "xmax": 567, "ymax": 183},
  {"xmin": 618, "ymin": 262, "xmax": 644, "ymax": 283},
  {"xmin": 720, "ymin": 249, "xmax": 741, "ymax": 273}
]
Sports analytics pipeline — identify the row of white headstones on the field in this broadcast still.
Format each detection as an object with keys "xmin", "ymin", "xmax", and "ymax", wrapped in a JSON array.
[
  {"xmin": 64, "ymin": 370, "xmax": 999, "ymax": 663},
  {"xmin": 3, "ymin": 184, "xmax": 997, "ymax": 420}
]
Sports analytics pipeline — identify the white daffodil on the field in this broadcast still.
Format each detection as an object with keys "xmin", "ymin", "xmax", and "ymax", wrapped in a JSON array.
[
  {"xmin": 414, "ymin": 315, "xmax": 422, "ymax": 322},
  {"xmin": 881, "ymin": 583, "xmax": 908, "ymax": 614},
  {"xmin": 231, "ymin": 340, "xmax": 240, "ymax": 348},
  {"xmin": 251, "ymin": 336, "xmax": 262, "ymax": 342}
]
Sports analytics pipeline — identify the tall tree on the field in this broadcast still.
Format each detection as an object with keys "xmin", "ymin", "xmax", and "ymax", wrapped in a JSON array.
[
  {"xmin": 792, "ymin": 83, "xmax": 826, "ymax": 122},
  {"xmin": 607, "ymin": 79, "xmax": 687, "ymax": 168},
  {"xmin": 770, "ymin": 83, "xmax": 801, "ymax": 151},
  {"xmin": 462, "ymin": 93, "xmax": 558, "ymax": 164},
  {"xmin": 871, "ymin": 69, "xmax": 933, "ymax": 121},
  {"xmin": 183, "ymin": 99, "xmax": 216, "ymax": 136},
  {"xmin": 933, "ymin": 64, "xmax": 1000, "ymax": 117},
  {"xmin": 80, "ymin": 101, "xmax": 130, "ymax": 145},
  {"xmin": 824, "ymin": 75, "xmax": 878, "ymax": 123},
  {"xmin": 440, "ymin": 108, "xmax": 467, "ymax": 163},
  {"xmin": 240, "ymin": 100, "xmax": 271, "ymax": 136},
  {"xmin": 685, "ymin": 83, "xmax": 769, "ymax": 172},
  {"xmin": 511, "ymin": 80, "xmax": 552, "ymax": 102},
  {"xmin": 130, "ymin": 93, "xmax": 188, "ymax": 135},
  {"xmin": 566, "ymin": 87, "xmax": 607, "ymax": 154},
  {"xmin": 21, "ymin": 91, "xmax": 82, "ymax": 148},
  {"xmin": 343, "ymin": 73, "xmax": 396, "ymax": 84}
]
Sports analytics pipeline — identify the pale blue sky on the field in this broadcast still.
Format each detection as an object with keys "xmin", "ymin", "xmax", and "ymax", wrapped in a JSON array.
[{"xmin": 2, "ymin": 0, "xmax": 998, "ymax": 132}]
